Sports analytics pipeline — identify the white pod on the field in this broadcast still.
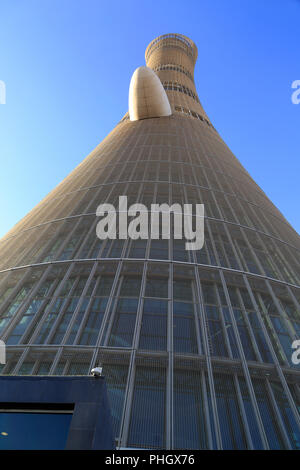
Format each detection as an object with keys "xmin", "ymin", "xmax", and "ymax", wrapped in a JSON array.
[{"xmin": 129, "ymin": 66, "xmax": 172, "ymax": 121}]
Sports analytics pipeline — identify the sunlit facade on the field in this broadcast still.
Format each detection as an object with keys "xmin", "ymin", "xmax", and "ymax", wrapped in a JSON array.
[{"xmin": 0, "ymin": 34, "xmax": 300, "ymax": 449}]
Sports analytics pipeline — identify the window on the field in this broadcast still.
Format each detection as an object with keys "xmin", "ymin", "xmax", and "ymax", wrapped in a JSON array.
[
  {"xmin": 252, "ymin": 379, "xmax": 285, "ymax": 449},
  {"xmin": 6, "ymin": 281, "xmax": 54, "ymax": 345},
  {"xmin": 128, "ymin": 367, "xmax": 166, "ymax": 449},
  {"xmin": 173, "ymin": 302, "xmax": 198, "ymax": 354},
  {"xmin": 213, "ymin": 374, "xmax": 247, "ymax": 449},
  {"xmin": 0, "ymin": 284, "xmax": 33, "ymax": 336},
  {"xmin": 108, "ymin": 299, "xmax": 139, "ymax": 347},
  {"xmin": 145, "ymin": 279, "xmax": 168, "ymax": 298},
  {"xmin": 0, "ymin": 405, "xmax": 73, "ymax": 450},
  {"xmin": 173, "ymin": 370, "xmax": 207, "ymax": 449},
  {"xmin": 139, "ymin": 300, "xmax": 168, "ymax": 351}
]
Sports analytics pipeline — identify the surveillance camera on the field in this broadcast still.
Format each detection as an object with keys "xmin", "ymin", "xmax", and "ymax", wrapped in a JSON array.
[{"xmin": 91, "ymin": 367, "xmax": 103, "ymax": 377}]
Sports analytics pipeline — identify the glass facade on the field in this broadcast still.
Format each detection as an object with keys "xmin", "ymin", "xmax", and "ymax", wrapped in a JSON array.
[{"xmin": 0, "ymin": 34, "xmax": 299, "ymax": 449}]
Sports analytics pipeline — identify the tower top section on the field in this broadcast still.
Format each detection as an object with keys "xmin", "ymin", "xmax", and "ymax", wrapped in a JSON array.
[
  {"xmin": 143, "ymin": 33, "xmax": 205, "ymax": 118},
  {"xmin": 145, "ymin": 33, "xmax": 198, "ymax": 68}
]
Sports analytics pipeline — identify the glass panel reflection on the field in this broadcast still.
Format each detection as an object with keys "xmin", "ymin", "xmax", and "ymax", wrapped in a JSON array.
[{"xmin": 0, "ymin": 411, "xmax": 72, "ymax": 450}]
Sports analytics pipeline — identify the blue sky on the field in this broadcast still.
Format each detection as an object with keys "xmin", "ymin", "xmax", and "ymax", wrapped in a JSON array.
[{"xmin": 0, "ymin": 0, "xmax": 299, "ymax": 238}]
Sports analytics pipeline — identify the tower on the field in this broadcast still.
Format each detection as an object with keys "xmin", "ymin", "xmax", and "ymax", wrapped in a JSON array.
[{"xmin": 0, "ymin": 33, "xmax": 299, "ymax": 449}]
